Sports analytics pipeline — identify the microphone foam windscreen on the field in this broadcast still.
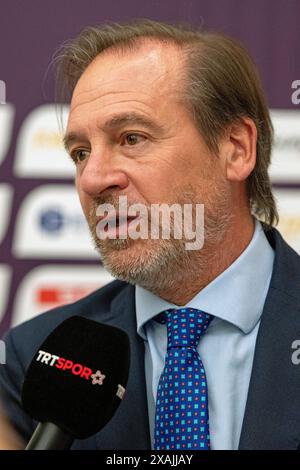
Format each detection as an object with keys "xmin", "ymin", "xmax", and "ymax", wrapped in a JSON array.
[{"xmin": 21, "ymin": 316, "xmax": 130, "ymax": 439}]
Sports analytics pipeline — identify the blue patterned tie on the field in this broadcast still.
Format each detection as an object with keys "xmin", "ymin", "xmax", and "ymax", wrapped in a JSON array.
[{"xmin": 154, "ymin": 307, "xmax": 213, "ymax": 450}]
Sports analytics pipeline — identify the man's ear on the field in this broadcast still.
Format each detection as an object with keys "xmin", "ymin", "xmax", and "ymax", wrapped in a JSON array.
[{"xmin": 221, "ymin": 117, "xmax": 257, "ymax": 182}]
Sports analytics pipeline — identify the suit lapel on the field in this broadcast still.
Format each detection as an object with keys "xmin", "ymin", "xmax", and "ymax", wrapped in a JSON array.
[
  {"xmin": 94, "ymin": 283, "xmax": 151, "ymax": 449},
  {"xmin": 239, "ymin": 229, "xmax": 300, "ymax": 449}
]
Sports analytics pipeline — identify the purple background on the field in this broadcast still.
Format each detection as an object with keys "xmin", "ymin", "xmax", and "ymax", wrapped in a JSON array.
[{"xmin": 0, "ymin": 0, "xmax": 299, "ymax": 334}]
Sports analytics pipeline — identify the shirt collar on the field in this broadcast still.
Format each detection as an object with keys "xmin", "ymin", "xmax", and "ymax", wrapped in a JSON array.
[{"xmin": 135, "ymin": 219, "xmax": 275, "ymax": 339}]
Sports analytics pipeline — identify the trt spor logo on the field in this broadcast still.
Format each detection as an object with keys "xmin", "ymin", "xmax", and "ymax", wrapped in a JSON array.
[{"xmin": 36, "ymin": 350, "xmax": 106, "ymax": 385}]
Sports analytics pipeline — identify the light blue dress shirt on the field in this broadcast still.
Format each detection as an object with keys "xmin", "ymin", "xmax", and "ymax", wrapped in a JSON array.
[{"xmin": 135, "ymin": 219, "xmax": 275, "ymax": 450}]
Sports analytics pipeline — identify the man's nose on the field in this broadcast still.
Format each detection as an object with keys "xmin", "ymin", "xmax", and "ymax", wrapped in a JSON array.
[{"xmin": 77, "ymin": 150, "xmax": 129, "ymax": 196}]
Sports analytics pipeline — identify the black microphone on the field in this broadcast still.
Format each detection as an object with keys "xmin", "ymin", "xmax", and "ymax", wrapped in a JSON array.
[{"xmin": 21, "ymin": 316, "xmax": 130, "ymax": 449}]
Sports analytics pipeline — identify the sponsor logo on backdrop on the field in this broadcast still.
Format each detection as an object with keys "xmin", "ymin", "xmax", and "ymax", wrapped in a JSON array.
[
  {"xmin": 0, "ymin": 183, "xmax": 14, "ymax": 245},
  {"xmin": 12, "ymin": 265, "xmax": 113, "ymax": 327},
  {"xmin": 13, "ymin": 185, "xmax": 98, "ymax": 259},
  {"xmin": 0, "ymin": 103, "xmax": 15, "ymax": 167},
  {"xmin": 0, "ymin": 264, "xmax": 12, "ymax": 324},
  {"xmin": 270, "ymin": 109, "xmax": 300, "ymax": 183},
  {"xmin": 39, "ymin": 208, "xmax": 86, "ymax": 234},
  {"xmin": 37, "ymin": 285, "xmax": 99, "ymax": 305},
  {"xmin": 14, "ymin": 104, "xmax": 74, "ymax": 178},
  {"xmin": 274, "ymin": 189, "xmax": 300, "ymax": 254}
]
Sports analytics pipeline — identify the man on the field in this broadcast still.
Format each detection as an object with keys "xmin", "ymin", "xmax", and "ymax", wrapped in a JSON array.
[{"xmin": 1, "ymin": 19, "xmax": 300, "ymax": 450}]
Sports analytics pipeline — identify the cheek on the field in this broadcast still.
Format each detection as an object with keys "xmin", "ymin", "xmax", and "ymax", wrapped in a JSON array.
[
  {"xmin": 130, "ymin": 154, "xmax": 188, "ymax": 202},
  {"xmin": 76, "ymin": 184, "xmax": 91, "ymax": 218},
  {"xmin": 134, "ymin": 169, "xmax": 177, "ymax": 203}
]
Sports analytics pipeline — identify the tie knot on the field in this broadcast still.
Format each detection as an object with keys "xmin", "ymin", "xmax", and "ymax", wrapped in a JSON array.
[{"xmin": 156, "ymin": 307, "xmax": 213, "ymax": 350}]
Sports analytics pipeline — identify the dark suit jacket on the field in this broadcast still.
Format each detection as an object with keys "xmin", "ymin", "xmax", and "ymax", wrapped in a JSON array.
[{"xmin": 1, "ymin": 227, "xmax": 300, "ymax": 450}]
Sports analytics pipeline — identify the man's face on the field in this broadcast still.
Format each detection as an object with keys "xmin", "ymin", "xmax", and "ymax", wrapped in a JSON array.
[{"xmin": 65, "ymin": 41, "xmax": 232, "ymax": 292}]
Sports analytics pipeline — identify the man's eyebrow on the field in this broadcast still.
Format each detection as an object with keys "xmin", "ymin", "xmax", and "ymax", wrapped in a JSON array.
[
  {"xmin": 63, "ymin": 112, "xmax": 164, "ymax": 152},
  {"xmin": 63, "ymin": 132, "xmax": 88, "ymax": 153},
  {"xmin": 102, "ymin": 112, "xmax": 164, "ymax": 134}
]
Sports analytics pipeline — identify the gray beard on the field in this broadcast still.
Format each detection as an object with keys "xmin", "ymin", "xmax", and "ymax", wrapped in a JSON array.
[
  {"xmin": 86, "ymin": 186, "xmax": 233, "ymax": 296},
  {"xmin": 97, "ymin": 238, "xmax": 193, "ymax": 293}
]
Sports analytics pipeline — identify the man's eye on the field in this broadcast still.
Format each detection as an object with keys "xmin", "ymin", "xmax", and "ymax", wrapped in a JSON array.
[
  {"xmin": 123, "ymin": 133, "xmax": 146, "ymax": 146},
  {"xmin": 71, "ymin": 149, "xmax": 90, "ymax": 163}
]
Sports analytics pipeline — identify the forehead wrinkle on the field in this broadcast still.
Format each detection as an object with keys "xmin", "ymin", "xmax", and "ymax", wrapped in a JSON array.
[
  {"xmin": 71, "ymin": 46, "xmax": 185, "ymax": 113},
  {"xmin": 72, "ymin": 59, "xmax": 170, "ymax": 102},
  {"xmin": 67, "ymin": 45, "xmax": 188, "ymax": 142},
  {"xmin": 70, "ymin": 89, "xmax": 139, "ymax": 115},
  {"xmin": 69, "ymin": 93, "xmax": 169, "ymax": 137},
  {"xmin": 69, "ymin": 99, "xmax": 156, "ymax": 133},
  {"xmin": 69, "ymin": 85, "xmax": 161, "ymax": 117}
]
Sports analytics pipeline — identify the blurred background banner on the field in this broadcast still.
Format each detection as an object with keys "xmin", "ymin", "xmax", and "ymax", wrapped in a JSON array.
[{"xmin": 0, "ymin": 0, "xmax": 299, "ymax": 333}]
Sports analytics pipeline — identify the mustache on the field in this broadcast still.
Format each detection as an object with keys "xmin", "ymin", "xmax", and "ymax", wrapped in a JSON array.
[
  {"xmin": 90, "ymin": 195, "xmax": 147, "ymax": 207},
  {"xmin": 88, "ymin": 196, "xmax": 151, "ymax": 224}
]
